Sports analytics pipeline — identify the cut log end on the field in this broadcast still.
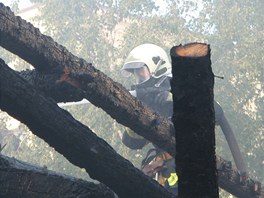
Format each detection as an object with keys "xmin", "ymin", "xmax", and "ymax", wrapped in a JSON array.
[{"xmin": 174, "ymin": 43, "xmax": 209, "ymax": 57}]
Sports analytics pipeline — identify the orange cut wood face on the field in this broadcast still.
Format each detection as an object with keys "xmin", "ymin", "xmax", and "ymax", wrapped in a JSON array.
[{"xmin": 175, "ymin": 43, "xmax": 208, "ymax": 57}]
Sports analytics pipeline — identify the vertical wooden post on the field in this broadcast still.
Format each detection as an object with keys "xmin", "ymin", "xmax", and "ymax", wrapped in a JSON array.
[{"xmin": 170, "ymin": 43, "xmax": 219, "ymax": 197}]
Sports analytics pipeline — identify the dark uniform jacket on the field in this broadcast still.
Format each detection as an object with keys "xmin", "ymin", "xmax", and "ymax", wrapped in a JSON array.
[
  {"xmin": 122, "ymin": 76, "xmax": 226, "ymax": 196},
  {"xmin": 122, "ymin": 77, "xmax": 178, "ymax": 194}
]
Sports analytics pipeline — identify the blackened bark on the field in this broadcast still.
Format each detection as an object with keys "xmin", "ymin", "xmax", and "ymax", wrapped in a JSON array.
[
  {"xmin": 17, "ymin": 68, "xmax": 264, "ymax": 198},
  {"xmin": 217, "ymin": 156, "xmax": 264, "ymax": 198},
  {"xmin": 18, "ymin": 69, "xmax": 84, "ymax": 103},
  {"xmin": 171, "ymin": 43, "xmax": 219, "ymax": 197},
  {"xmin": 0, "ymin": 3, "xmax": 175, "ymax": 156},
  {"xmin": 0, "ymin": 154, "xmax": 115, "ymax": 198},
  {"xmin": 0, "ymin": 60, "xmax": 175, "ymax": 198}
]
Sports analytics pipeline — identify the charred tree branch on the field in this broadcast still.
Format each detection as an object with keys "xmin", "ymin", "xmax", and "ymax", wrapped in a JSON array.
[
  {"xmin": 217, "ymin": 156, "xmax": 264, "ymax": 198},
  {"xmin": 0, "ymin": 59, "xmax": 174, "ymax": 198},
  {"xmin": 0, "ymin": 3, "xmax": 175, "ymax": 156},
  {"xmin": 0, "ymin": 154, "xmax": 115, "ymax": 198}
]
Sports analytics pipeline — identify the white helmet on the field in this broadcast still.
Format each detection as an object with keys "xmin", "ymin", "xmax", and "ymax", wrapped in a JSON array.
[{"xmin": 122, "ymin": 44, "xmax": 171, "ymax": 83}]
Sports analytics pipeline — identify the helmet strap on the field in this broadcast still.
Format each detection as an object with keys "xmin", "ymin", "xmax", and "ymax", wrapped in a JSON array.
[{"xmin": 155, "ymin": 76, "xmax": 168, "ymax": 87}]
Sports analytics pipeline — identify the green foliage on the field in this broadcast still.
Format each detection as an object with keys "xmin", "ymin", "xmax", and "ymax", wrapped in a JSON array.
[{"xmin": 0, "ymin": 0, "xmax": 263, "ymax": 196}]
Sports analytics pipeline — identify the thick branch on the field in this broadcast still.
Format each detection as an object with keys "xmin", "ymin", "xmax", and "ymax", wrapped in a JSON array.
[
  {"xmin": 0, "ymin": 3, "xmax": 175, "ymax": 156},
  {"xmin": 0, "ymin": 154, "xmax": 115, "ymax": 198},
  {"xmin": 0, "ymin": 60, "xmax": 174, "ymax": 198},
  {"xmin": 171, "ymin": 43, "xmax": 218, "ymax": 197}
]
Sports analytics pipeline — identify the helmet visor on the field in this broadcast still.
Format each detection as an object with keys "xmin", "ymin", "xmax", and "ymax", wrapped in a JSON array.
[
  {"xmin": 121, "ymin": 62, "xmax": 145, "ymax": 77},
  {"xmin": 133, "ymin": 66, "xmax": 150, "ymax": 84}
]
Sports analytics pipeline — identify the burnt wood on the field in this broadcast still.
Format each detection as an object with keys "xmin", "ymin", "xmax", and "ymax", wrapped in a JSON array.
[
  {"xmin": 0, "ymin": 154, "xmax": 115, "ymax": 198},
  {"xmin": 0, "ymin": 59, "xmax": 175, "ymax": 198},
  {"xmin": 217, "ymin": 156, "xmax": 264, "ymax": 198},
  {"xmin": 0, "ymin": 3, "xmax": 175, "ymax": 157},
  {"xmin": 0, "ymin": 3, "xmax": 262, "ymax": 197},
  {"xmin": 171, "ymin": 43, "xmax": 219, "ymax": 197}
]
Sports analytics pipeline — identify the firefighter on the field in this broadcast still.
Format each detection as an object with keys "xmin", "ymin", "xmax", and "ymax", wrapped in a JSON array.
[{"xmin": 121, "ymin": 43, "xmax": 178, "ymax": 195}]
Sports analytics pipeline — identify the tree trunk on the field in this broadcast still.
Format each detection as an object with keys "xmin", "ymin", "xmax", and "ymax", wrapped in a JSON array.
[
  {"xmin": 0, "ymin": 2, "xmax": 175, "ymax": 156},
  {"xmin": 0, "ymin": 59, "xmax": 175, "ymax": 198},
  {"xmin": 0, "ymin": 154, "xmax": 115, "ymax": 198},
  {"xmin": 170, "ymin": 43, "xmax": 219, "ymax": 197}
]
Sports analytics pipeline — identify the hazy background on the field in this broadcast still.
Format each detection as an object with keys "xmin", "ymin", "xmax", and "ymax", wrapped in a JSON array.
[{"xmin": 0, "ymin": 0, "xmax": 263, "ymax": 197}]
